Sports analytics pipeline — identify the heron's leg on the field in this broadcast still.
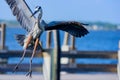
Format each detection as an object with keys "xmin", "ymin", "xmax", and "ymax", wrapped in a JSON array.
[
  {"xmin": 39, "ymin": 41, "xmax": 43, "ymax": 51},
  {"xmin": 13, "ymin": 49, "xmax": 26, "ymax": 72},
  {"xmin": 13, "ymin": 35, "xmax": 32, "ymax": 72},
  {"xmin": 26, "ymin": 38, "xmax": 39, "ymax": 77}
]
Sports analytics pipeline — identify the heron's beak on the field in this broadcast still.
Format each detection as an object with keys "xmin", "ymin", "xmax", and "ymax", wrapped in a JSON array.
[{"xmin": 31, "ymin": 11, "xmax": 38, "ymax": 17}]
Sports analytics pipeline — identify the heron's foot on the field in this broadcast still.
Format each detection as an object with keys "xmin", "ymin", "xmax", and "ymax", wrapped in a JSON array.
[
  {"xmin": 13, "ymin": 65, "xmax": 19, "ymax": 73},
  {"xmin": 26, "ymin": 70, "xmax": 32, "ymax": 77}
]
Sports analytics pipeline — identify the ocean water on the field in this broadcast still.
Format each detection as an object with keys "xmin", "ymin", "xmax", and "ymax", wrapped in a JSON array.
[
  {"xmin": 5, "ymin": 27, "xmax": 120, "ymax": 64},
  {"xmin": 6, "ymin": 27, "xmax": 120, "ymax": 51}
]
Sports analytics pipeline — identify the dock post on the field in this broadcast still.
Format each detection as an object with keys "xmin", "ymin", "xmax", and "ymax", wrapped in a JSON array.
[
  {"xmin": 118, "ymin": 40, "xmax": 120, "ymax": 80},
  {"xmin": 43, "ymin": 31, "xmax": 52, "ymax": 80},
  {"xmin": 0, "ymin": 23, "xmax": 6, "ymax": 50},
  {"xmin": 69, "ymin": 36, "xmax": 76, "ymax": 68},
  {"xmin": 0, "ymin": 23, "xmax": 7, "ymax": 72},
  {"xmin": 70, "ymin": 36, "xmax": 75, "ymax": 50},
  {"xmin": 63, "ymin": 32, "xmax": 69, "ymax": 45},
  {"xmin": 46, "ymin": 31, "xmax": 52, "ymax": 48},
  {"xmin": 43, "ymin": 49, "xmax": 52, "ymax": 80},
  {"xmin": 62, "ymin": 32, "xmax": 69, "ymax": 51},
  {"xmin": 43, "ymin": 30, "xmax": 61, "ymax": 80},
  {"xmin": 61, "ymin": 32, "xmax": 76, "ymax": 67},
  {"xmin": 51, "ymin": 30, "xmax": 61, "ymax": 80},
  {"xmin": 61, "ymin": 32, "xmax": 69, "ymax": 65}
]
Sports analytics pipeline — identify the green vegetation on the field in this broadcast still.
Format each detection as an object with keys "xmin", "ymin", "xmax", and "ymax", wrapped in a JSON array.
[
  {"xmin": 0, "ymin": 19, "xmax": 119, "ymax": 30},
  {"xmin": 0, "ymin": 19, "xmax": 20, "ymax": 27},
  {"xmin": 85, "ymin": 21, "xmax": 118, "ymax": 30}
]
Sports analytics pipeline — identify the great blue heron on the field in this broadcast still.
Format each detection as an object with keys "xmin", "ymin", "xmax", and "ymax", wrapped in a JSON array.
[{"xmin": 5, "ymin": 0, "xmax": 89, "ymax": 77}]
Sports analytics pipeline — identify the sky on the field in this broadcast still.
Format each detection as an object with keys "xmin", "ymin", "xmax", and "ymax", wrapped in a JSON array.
[{"xmin": 0, "ymin": 0, "xmax": 120, "ymax": 24}]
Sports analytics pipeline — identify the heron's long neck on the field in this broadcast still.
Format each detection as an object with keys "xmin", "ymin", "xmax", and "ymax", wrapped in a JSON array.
[{"xmin": 37, "ymin": 10, "xmax": 42, "ymax": 22}]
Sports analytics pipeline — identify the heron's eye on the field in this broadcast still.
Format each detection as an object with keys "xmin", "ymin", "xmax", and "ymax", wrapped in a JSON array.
[
  {"xmin": 38, "ymin": 7, "xmax": 41, "ymax": 9},
  {"xmin": 35, "ymin": 6, "xmax": 41, "ymax": 11}
]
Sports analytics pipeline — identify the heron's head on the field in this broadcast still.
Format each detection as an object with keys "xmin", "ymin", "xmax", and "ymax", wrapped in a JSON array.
[
  {"xmin": 35, "ymin": 6, "xmax": 41, "ymax": 12},
  {"xmin": 31, "ymin": 6, "xmax": 42, "ymax": 17}
]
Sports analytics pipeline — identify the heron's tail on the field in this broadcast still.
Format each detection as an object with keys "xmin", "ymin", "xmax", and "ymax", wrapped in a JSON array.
[
  {"xmin": 15, "ymin": 34, "xmax": 42, "ymax": 50},
  {"xmin": 15, "ymin": 34, "xmax": 25, "ymax": 47}
]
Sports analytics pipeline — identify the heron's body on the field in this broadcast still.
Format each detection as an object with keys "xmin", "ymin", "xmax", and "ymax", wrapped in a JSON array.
[
  {"xmin": 30, "ymin": 10, "xmax": 44, "ymax": 38},
  {"xmin": 30, "ymin": 21, "xmax": 41, "ymax": 39},
  {"xmin": 5, "ymin": 0, "xmax": 89, "ymax": 77},
  {"xmin": 23, "ymin": 10, "xmax": 45, "ymax": 50}
]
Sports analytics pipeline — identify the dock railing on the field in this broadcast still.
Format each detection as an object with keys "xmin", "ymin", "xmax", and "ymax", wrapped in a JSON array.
[{"xmin": 0, "ymin": 50, "xmax": 117, "ymax": 72}]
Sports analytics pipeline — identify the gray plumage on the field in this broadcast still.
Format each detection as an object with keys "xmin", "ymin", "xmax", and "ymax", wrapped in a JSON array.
[
  {"xmin": 6, "ymin": 0, "xmax": 89, "ymax": 40},
  {"xmin": 6, "ymin": 0, "xmax": 36, "ymax": 32}
]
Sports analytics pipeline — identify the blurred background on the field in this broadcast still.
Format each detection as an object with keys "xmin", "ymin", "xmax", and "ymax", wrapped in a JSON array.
[
  {"xmin": 0, "ymin": 0, "xmax": 120, "ymax": 80},
  {"xmin": 0, "ymin": 0, "xmax": 120, "ymax": 50}
]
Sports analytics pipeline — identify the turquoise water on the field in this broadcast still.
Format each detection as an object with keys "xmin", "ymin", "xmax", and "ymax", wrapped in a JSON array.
[{"xmin": 6, "ymin": 27, "xmax": 120, "ymax": 64}]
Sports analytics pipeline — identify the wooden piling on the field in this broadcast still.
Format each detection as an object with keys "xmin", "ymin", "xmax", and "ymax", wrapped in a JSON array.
[
  {"xmin": 43, "ymin": 30, "xmax": 61, "ymax": 80},
  {"xmin": 43, "ymin": 31, "xmax": 52, "ymax": 80},
  {"xmin": 69, "ymin": 36, "xmax": 76, "ymax": 68},
  {"xmin": 43, "ymin": 50, "xmax": 51, "ymax": 80},
  {"xmin": 117, "ymin": 40, "xmax": 120, "ymax": 80},
  {"xmin": 61, "ymin": 32, "xmax": 69, "ymax": 65},
  {"xmin": 70, "ymin": 36, "xmax": 75, "ymax": 50},
  {"xmin": 63, "ymin": 32, "xmax": 69, "ymax": 45},
  {"xmin": 51, "ymin": 30, "xmax": 61, "ymax": 80},
  {"xmin": 46, "ymin": 31, "xmax": 52, "ymax": 48},
  {"xmin": 61, "ymin": 33, "xmax": 76, "ymax": 67},
  {"xmin": 0, "ymin": 23, "xmax": 6, "ymax": 50},
  {"xmin": 0, "ymin": 24, "xmax": 1, "ymax": 44},
  {"xmin": 0, "ymin": 23, "xmax": 7, "ymax": 73}
]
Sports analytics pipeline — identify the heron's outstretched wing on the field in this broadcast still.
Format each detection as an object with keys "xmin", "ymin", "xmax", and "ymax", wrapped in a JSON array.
[
  {"xmin": 45, "ymin": 21, "xmax": 89, "ymax": 37},
  {"xmin": 5, "ymin": 0, "xmax": 36, "ymax": 32}
]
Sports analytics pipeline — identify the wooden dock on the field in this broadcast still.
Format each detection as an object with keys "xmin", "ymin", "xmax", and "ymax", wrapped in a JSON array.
[
  {"xmin": 0, "ymin": 50, "xmax": 118, "ymax": 73},
  {"xmin": 0, "ymin": 73, "xmax": 118, "ymax": 80},
  {"xmin": 0, "ymin": 23, "xmax": 120, "ymax": 80}
]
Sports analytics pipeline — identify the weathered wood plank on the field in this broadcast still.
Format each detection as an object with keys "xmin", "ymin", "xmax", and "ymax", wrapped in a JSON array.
[
  {"xmin": 0, "ymin": 64, "xmax": 117, "ymax": 73},
  {"xmin": 0, "ymin": 50, "xmax": 42, "ymax": 58},
  {"xmin": 62, "ymin": 51, "xmax": 117, "ymax": 59},
  {"xmin": 0, "ymin": 50, "xmax": 117, "ymax": 59},
  {"xmin": 0, "ymin": 64, "xmax": 42, "ymax": 72},
  {"xmin": 62, "ymin": 64, "xmax": 117, "ymax": 72}
]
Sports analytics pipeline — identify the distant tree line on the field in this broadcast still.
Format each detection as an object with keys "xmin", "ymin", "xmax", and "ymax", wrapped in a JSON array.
[{"xmin": 0, "ymin": 19, "xmax": 119, "ymax": 30}]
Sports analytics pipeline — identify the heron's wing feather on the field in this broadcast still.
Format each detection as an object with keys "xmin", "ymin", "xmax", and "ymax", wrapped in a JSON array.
[
  {"xmin": 45, "ymin": 21, "xmax": 89, "ymax": 37},
  {"xmin": 5, "ymin": 0, "xmax": 36, "ymax": 32}
]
